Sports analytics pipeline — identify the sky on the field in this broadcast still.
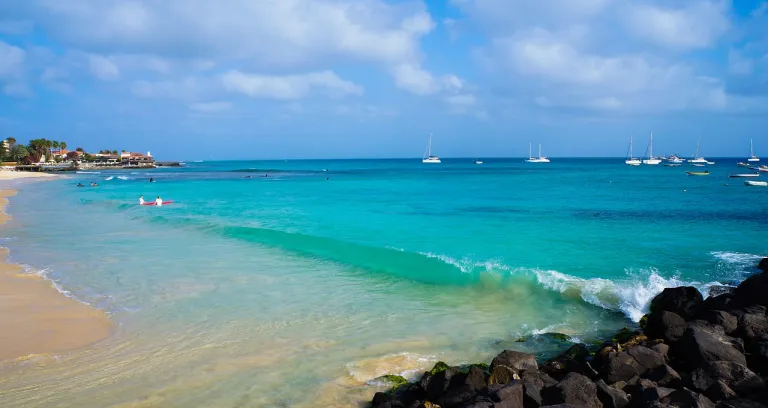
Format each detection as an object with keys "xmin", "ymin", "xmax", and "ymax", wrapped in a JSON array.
[{"xmin": 0, "ymin": 0, "xmax": 767, "ymax": 160}]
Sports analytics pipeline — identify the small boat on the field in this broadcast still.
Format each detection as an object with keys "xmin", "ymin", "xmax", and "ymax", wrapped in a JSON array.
[
  {"xmin": 473, "ymin": 159, "xmax": 483, "ymax": 165},
  {"xmin": 526, "ymin": 143, "xmax": 550, "ymax": 163},
  {"xmin": 738, "ymin": 162, "xmax": 751, "ymax": 167},
  {"xmin": 759, "ymin": 165, "xmax": 768, "ymax": 172},
  {"xmin": 706, "ymin": 161, "xmax": 716, "ymax": 165},
  {"xmin": 667, "ymin": 155, "xmax": 685, "ymax": 164},
  {"xmin": 691, "ymin": 163, "xmax": 706, "ymax": 167},
  {"xmin": 664, "ymin": 163, "xmax": 681, "ymax": 167},
  {"xmin": 729, "ymin": 173, "xmax": 760, "ymax": 178},
  {"xmin": 745, "ymin": 180, "xmax": 768, "ymax": 187},
  {"xmin": 748, "ymin": 139, "xmax": 760, "ymax": 162},
  {"xmin": 625, "ymin": 136, "xmax": 641, "ymax": 166},
  {"xmin": 642, "ymin": 131, "xmax": 661, "ymax": 165},
  {"xmin": 686, "ymin": 171, "xmax": 709, "ymax": 176},
  {"xmin": 688, "ymin": 137, "xmax": 709, "ymax": 164},
  {"xmin": 422, "ymin": 134, "xmax": 441, "ymax": 163}
]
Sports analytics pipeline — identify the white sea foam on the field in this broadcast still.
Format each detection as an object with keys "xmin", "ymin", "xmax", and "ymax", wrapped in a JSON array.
[
  {"xmin": 711, "ymin": 251, "xmax": 764, "ymax": 266},
  {"xmin": 104, "ymin": 176, "xmax": 114, "ymax": 181},
  {"xmin": 420, "ymin": 251, "xmax": 726, "ymax": 323},
  {"xmin": 117, "ymin": 176, "xmax": 130, "ymax": 180}
]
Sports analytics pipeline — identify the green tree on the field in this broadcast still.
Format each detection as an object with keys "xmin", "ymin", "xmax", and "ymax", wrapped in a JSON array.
[
  {"xmin": 6, "ymin": 137, "xmax": 16, "ymax": 148},
  {"xmin": 53, "ymin": 141, "xmax": 60, "ymax": 154},
  {"xmin": 10, "ymin": 145, "xmax": 29, "ymax": 162},
  {"xmin": 60, "ymin": 141, "xmax": 67, "ymax": 151},
  {"xmin": 76, "ymin": 147, "xmax": 84, "ymax": 152}
]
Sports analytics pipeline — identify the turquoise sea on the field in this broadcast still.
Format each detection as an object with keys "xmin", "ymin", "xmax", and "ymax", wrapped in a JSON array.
[{"xmin": 1, "ymin": 158, "xmax": 767, "ymax": 407}]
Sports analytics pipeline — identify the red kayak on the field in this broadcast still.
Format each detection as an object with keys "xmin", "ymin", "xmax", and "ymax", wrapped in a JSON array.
[{"xmin": 141, "ymin": 201, "xmax": 174, "ymax": 206}]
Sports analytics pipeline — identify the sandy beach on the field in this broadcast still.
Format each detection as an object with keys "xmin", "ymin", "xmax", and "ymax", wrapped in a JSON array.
[
  {"xmin": 0, "ymin": 171, "xmax": 60, "ymax": 181},
  {"xmin": 0, "ymin": 189, "xmax": 111, "ymax": 362}
]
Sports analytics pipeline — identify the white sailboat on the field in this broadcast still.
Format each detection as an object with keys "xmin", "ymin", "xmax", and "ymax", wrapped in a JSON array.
[
  {"xmin": 422, "ymin": 134, "xmax": 441, "ymax": 163},
  {"xmin": 642, "ymin": 131, "xmax": 661, "ymax": 165},
  {"xmin": 625, "ymin": 136, "xmax": 641, "ymax": 166},
  {"xmin": 748, "ymin": 139, "xmax": 760, "ymax": 162},
  {"xmin": 688, "ymin": 137, "xmax": 709, "ymax": 164},
  {"xmin": 525, "ymin": 143, "xmax": 550, "ymax": 163}
]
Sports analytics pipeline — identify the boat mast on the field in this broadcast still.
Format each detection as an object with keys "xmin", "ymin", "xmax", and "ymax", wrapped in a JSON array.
[
  {"xmin": 751, "ymin": 138, "xmax": 754, "ymax": 157},
  {"xmin": 630, "ymin": 136, "xmax": 633, "ymax": 159},
  {"xmin": 649, "ymin": 131, "xmax": 653, "ymax": 158},
  {"xmin": 538, "ymin": 144, "xmax": 542, "ymax": 158}
]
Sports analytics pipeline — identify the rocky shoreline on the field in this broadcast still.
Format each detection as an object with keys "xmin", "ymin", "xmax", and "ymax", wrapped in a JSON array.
[{"xmin": 371, "ymin": 258, "xmax": 768, "ymax": 408}]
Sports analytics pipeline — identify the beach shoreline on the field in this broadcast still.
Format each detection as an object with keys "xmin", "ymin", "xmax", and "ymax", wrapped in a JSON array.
[
  {"xmin": 0, "ymin": 171, "xmax": 60, "ymax": 180},
  {"xmin": 0, "ymin": 188, "xmax": 112, "ymax": 363}
]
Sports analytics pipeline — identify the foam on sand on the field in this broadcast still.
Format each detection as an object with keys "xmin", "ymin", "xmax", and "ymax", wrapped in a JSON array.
[{"xmin": 0, "ymin": 189, "xmax": 112, "ymax": 362}]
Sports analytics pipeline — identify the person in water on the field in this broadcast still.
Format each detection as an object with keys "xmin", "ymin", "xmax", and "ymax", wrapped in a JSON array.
[
  {"xmin": 90, "ymin": 182, "xmax": 98, "ymax": 187},
  {"xmin": 155, "ymin": 196, "xmax": 163, "ymax": 206},
  {"xmin": 149, "ymin": 178, "xmax": 154, "ymax": 183},
  {"xmin": 76, "ymin": 183, "xmax": 84, "ymax": 187},
  {"xmin": 139, "ymin": 196, "xmax": 145, "ymax": 205}
]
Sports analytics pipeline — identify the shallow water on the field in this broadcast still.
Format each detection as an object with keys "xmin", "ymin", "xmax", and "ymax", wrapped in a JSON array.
[{"xmin": 1, "ymin": 158, "xmax": 766, "ymax": 407}]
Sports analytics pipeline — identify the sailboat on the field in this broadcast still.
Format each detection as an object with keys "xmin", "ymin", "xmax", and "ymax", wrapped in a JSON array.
[
  {"xmin": 625, "ymin": 136, "xmax": 641, "ymax": 166},
  {"xmin": 525, "ymin": 143, "xmax": 550, "ymax": 163},
  {"xmin": 748, "ymin": 139, "xmax": 760, "ymax": 162},
  {"xmin": 422, "ymin": 134, "xmax": 441, "ymax": 163},
  {"xmin": 642, "ymin": 131, "xmax": 661, "ymax": 165},
  {"xmin": 688, "ymin": 137, "xmax": 709, "ymax": 164}
]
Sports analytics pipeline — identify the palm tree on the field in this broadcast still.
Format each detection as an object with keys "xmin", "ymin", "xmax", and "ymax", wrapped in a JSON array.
[
  {"xmin": 10, "ymin": 145, "xmax": 29, "ymax": 163},
  {"xmin": 7, "ymin": 137, "xmax": 16, "ymax": 149},
  {"xmin": 53, "ymin": 141, "xmax": 59, "ymax": 154},
  {"xmin": 60, "ymin": 141, "xmax": 67, "ymax": 151}
]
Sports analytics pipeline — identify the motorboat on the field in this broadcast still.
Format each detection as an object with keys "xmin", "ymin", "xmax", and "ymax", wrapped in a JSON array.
[
  {"xmin": 745, "ymin": 180, "xmax": 768, "ymax": 187},
  {"xmin": 686, "ymin": 171, "xmax": 709, "ymax": 176},
  {"xmin": 729, "ymin": 173, "xmax": 760, "ymax": 178}
]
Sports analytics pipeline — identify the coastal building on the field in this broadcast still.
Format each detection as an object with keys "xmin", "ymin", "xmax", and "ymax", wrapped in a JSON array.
[
  {"xmin": 2, "ymin": 140, "xmax": 9, "ymax": 151},
  {"xmin": 122, "ymin": 151, "xmax": 155, "ymax": 166}
]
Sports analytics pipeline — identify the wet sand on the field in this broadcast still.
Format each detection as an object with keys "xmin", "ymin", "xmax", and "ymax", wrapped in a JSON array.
[{"xmin": 0, "ymin": 189, "xmax": 111, "ymax": 362}]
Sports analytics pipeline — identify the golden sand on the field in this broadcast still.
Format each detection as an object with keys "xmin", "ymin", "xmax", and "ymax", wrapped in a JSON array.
[
  {"xmin": 0, "ymin": 189, "xmax": 111, "ymax": 362},
  {"xmin": 0, "ymin": 171, "xmax": 59, "ymax": 180}
]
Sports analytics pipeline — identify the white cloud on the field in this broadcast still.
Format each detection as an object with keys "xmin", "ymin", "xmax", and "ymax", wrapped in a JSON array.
[
  {"xmin": 445, "ymin": 94, "xmax": 476, "ymax": 106},
  {"xmin": 0, "ymin": 40, "xmax": 25, "ymax": 79},
  {"xmin": 221, "ymin": 70, "xmax": 363, "ymax": 100},
  {"xmin": 88, "ymin": 55, "xmax": 120, "ymax": 81},
  {"xmin": 130, "ymin": 77, "xmax": 206, "ymax": 100},
  {"xmin": 189, "ymin": 101, "xmax": 232, "ymax": 112},
  {"xmin": 728, "ymin": 50, "xmax": 754, "ymax": 75},
  {"xmin": 623, "ymin": 1, "xmax": 730, "ymax": 49},
  {"xmin": 391, "ymin": 63, "xmax": 466, "ymax": 95}
]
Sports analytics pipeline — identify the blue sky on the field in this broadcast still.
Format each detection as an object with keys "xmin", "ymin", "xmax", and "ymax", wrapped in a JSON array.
[{"xmin": 0, "ymin": 0, "xmax": 767, "ymax": 160}]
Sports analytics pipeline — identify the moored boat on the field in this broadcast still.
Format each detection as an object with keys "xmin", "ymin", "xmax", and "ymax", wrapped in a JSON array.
[
  {"xmin": 744, "ymin": 180, "xmax": 768, "ymax": 187},
  {"xmin": 729, "ymin": 173, "xmax": 760, "ymax": 178},
  {"xmin": 625, "ymin": 136, "xmax": 641, "ymax": 166},
  {"xmin": 686, "ymin": 171, "xmax": 709, "ymax": 176}
]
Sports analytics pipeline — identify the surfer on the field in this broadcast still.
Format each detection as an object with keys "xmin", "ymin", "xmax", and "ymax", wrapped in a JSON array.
[
  {"xmin": 139, "ymin": 196, "xmax": 145, "ymax": 205},
  {"xmin": 155, "ymin": 196, "xmax": 163, "ymax": 207}
]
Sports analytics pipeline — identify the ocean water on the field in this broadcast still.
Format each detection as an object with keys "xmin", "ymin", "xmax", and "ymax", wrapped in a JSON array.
[{"xmin": 1, "ymin": 158, "xmax": 766, "ymax": 407}]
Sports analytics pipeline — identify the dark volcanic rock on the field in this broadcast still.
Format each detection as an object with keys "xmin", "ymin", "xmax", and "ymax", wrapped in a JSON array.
[
  {"xmin": 541, "ymin": 345, "xmax": 598, "ymax": 380},
  {"xmin": 702, "ymin": 310, "xmax": 739, "ymax": 335},
  {"xmin": 491, "ymin": 351, "xmax": 539, "ymax": 373},
  {"xmin": 645, "ymin": 311, "xmax": 687, "ymax": 343},
  {"xmin": 601, "ymin": 351, "xmax": 644, "ymax": 384},
  {"xmin": 661, "ymin": 389, "xmax": 715, "ymax": 408},
  {"xmin": 716, "ymin": 400, "xmax": 768, "ymax": 408},
  {"xmin": 650, "ymin": 286, "xmax": 704, "ymax": 319},
  {"xmin": 521, "ymin": 370, "xmax": 557, "ymax": 408},
  {"xmin": 701, "ymin": 294, "xmax": 737, "ymax": 315},
  {"xmin": 627, "ymin": 346, "xmax": 666, "ymax": 371},
  {"xmin": 688, "ymin": 361, "xmax": 766, "ymax": 395},
  {"xmin": 595, "ymin": 379, "xmax": 630, "ymax": 408},
  {"xmin": 486, "ymin": 382, "xmax": 524, "ymax": 407},
  {"xmin": 709, "ymin": 285, "xmax": 736, "ymax": 297},
  {"xmin": 679, "ymin": 326, "xmax": 747, "ymax": 369},
  {"xmin": 645, "ymin": 365, "xmax": 682, "ymax": 388},
  {"xmin": 436, "ymin": 385, "xmax": 476, "ymax": 408},
  {"xmin": 543, "ymin": 372, "xmax": 602, "ymax": 408},
  {"xmin": 424, "ymin": 367, "xmax": 460, "ymax": 401},
  {"xmin": 734, "ymin": 273, "xmax": 768, "ymax": 308},
  {"xmin": 747, "ymin": 340, "xmax": 768, "ymax": 374},
  {"xmin": 758, "ymin": 258, "xmax": 768, "ymax": 273},
  {"xmin": 490, "ymin": 365, "xmax": 520, "ymax": 386},
  {"xmin": 704, "ymin": 380, "xmax": 738, "ymax": 402},
  {"xmin": 738, "ymin": 310, "xmax": 768, "ymax": 342},
  {"xmin": 460, "ymin": 366, "xmax": 490, "ymax": 392},
  {"xmin": 651, "ymin": 343, "xmax": 670, "ymax": 360}
]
